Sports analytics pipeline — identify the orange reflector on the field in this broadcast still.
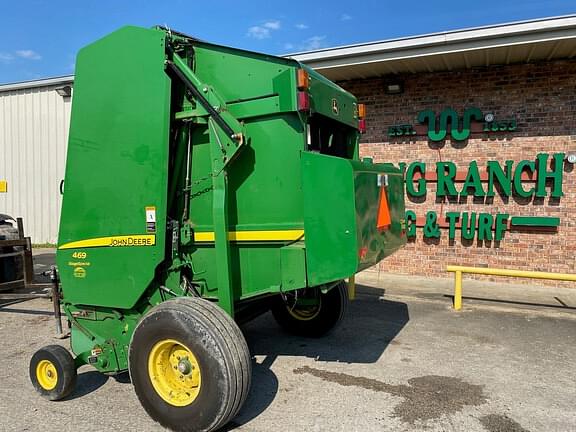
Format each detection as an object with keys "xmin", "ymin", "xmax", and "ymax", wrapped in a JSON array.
[
  {"xmin": 377, "ymin": 186, "xmax": 391, "ymax": 230},
  {"xmin": 297, "ymin": 69, "xmax": 309, "ymax": 90},
  {"xmin": 357, "ymin": 103, "xmax": 366, "ymax": 119}
]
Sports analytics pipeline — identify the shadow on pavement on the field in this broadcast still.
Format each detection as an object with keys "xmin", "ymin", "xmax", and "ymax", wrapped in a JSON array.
[
  {"xmin": 0, "ymin": 307, "xmax": 53, "ymax": 316},
  {"xmin": 64, "ymin": 370, "xmax": 109, "ymax": 401},
  {"xmin": 232, "ymin": 284, "xmax": 409, "ymax": 428}
]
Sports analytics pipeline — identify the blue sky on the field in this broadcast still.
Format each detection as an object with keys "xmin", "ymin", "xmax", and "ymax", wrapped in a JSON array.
[{"xmin": 0, "ymin": 0, "xmax": 574, "ymax": 84}]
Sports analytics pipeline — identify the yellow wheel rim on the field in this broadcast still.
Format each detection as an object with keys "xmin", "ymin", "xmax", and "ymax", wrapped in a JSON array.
[
  {"xmin": 36, "ymin": 360, "xmax": 58, "ymax": 391},
  {"xmin": 287, "ymin": 296, "xmax": 322, "ymax": 321},
  {"xmin": 148, "ymin": 339, "xmax": 201, "ymax": 407}
]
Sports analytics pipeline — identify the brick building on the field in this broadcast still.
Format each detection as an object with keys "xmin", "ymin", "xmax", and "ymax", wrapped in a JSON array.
[
  {"xmin": 293, "ymin": 16, "xmax": 576, "ymax": 284},
  {"xmin": 1, "ymin": 16, "xmax": 574, "ymax": 285}
]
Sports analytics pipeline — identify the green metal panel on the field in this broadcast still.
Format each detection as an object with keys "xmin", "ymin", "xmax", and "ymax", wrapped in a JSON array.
[
  {"xmin": 305, "ymin": 66, "xmax": 358, "ymax": 128},
  {"xmin": 188, "ymin": 114, "xmax": 306, "ymax": 232},
  {"xmin": 352, "ymin": 162, "xmax": 406, "ymax": 270},
  {"xmin": 191, "ymin": 43, "xmax": 299, "ymax": 105},
  {"xmin": 56, "ymin": 26, "xmax": 171, "ymax": 309},
  {"xmin": 301, "ymin": 152, "xmax": 358, "ymax": 285},
  {"xmin": 281, "ymin": 243, "xmax": 307, "ymax": 291},
  {"xmin": 302, "ymin": 153, "xmax": 406, "ymax": 286},
  {"xmin": 191, "ymin": 245, "xmax": 288, "ymax": 299}
]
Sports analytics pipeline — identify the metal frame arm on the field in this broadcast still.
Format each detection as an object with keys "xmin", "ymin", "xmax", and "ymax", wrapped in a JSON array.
[{"xmin": 166, "ymin": 50, "xmax": 246, "ymax": 317}]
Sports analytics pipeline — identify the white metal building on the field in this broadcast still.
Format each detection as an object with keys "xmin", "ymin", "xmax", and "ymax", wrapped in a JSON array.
[{"xmin": 0, "ymin": 76, "xmax": 73, "ymax": 243}]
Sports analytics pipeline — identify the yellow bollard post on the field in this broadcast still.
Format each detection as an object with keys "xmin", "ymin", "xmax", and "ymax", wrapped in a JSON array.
[
  {"xmin": 454, "ymin": 270, "xmax": 462, "ymax": 310},
  {"xmin": 348, "ymin": 275, "xmax": 356, "ymax": 301}
]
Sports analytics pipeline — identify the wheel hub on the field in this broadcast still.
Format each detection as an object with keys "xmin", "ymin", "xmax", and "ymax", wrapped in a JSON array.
[
  {"xmin": 286, "ymin": 288, "xmax": 323, "ymax": 321},
  {"xmin": 148, "ymin": 339, "xmax": 201, "ymax": 407},
  {"xmin": 36, "ymin": 359, "xmax": 58, "ymax": 391},
  {"xmin": 177, "ymin": 358, "xmax": 192, "ymax": 375}
]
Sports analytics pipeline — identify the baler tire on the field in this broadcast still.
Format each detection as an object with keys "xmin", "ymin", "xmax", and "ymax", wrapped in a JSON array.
[
  {"xmin": 272, "ymin": 281, "xmax": 348, "ymax": 338},
  {"xmin": 29, "ymin": 345, "xmax": 77, "ymax": 401},
  {"xmin": 170, "ymin": 297, "xmax": 252, "ymax": 422},
  {"xmin": 129, "ymin": 297, "xmax": 251, "ymax": 432}
]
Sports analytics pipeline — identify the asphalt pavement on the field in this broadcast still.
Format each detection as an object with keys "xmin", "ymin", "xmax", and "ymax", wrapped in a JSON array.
[{"xmin": 0, "ymin": 250, "xmax": 574, "ymax": 432}]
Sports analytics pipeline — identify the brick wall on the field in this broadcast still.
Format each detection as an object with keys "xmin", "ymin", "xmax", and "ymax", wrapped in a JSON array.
[{"xmin": 340, "ymin": 60, "xmax": 576, "ymax": 285}]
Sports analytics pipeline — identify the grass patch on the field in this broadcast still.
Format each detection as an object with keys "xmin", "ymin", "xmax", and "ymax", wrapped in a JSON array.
[{"xmin": 32, "ymin": 243, "xmax": 57, "ymax": 248}]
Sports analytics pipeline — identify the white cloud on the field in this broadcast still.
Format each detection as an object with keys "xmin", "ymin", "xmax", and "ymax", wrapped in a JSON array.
[
  {"xmin": 247, "ymin": 26, "xmax": 271, "ymax": 39},
  {"xmin": 247, "ymin": 20, "xmax": 281, "ymax": 39},
  {"xmin": 0, "ymin": 53, "xmax": 14, "ymax": 63},
  {"xmin": 15, "ymin": 50, "xmax": 42, "ymax": 60},
  {"xmin": 295, "ymin": 23, "xmax": 309, "ymax": 30},
  {"xmin": 263, "ymin": 20, "xmax": 280, "ymax": 30},
  {"xmin": 284, "ymin": 43, "xmax": 295, "ymax": 51},
  {"xmin": 301, "ymin": 36, "xmax": 327, "ymax": 51},
  {"xmin": 340, "ymin": 14, "xmax": 352, "ymax": 21}
]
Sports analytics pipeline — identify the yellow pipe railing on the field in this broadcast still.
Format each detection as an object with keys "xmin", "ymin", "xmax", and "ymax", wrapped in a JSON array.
[{"xmin": 446, "ymin": 265, "xmax": 576, "ymax": 310}]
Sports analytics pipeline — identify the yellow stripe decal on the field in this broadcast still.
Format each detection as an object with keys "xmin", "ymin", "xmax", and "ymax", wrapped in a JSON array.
[
  {"xmin": 194, "ymin": 229, "xmax": 304, "ymax": 242},
  {"xmin": 59, "ymin": 235, "xmax": 156, "ymax": 249}
]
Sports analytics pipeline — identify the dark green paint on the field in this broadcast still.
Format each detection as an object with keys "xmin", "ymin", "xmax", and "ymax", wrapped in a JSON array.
[
  {"xmin": 477, "ymin": 213, "xmax": 493, "ymax": 241},
  {"xmin": 483, "ymin": 119, "xmax": 517, "ymax": 132},
  {"xmin": 436, "ymin": 161, "xmax": 458, "ymax": 197},
  {"xmin": 405, "ymin": 210, "xmax": 417, "ymax": 237},
  {"xmin": 487, "ymin": 160, "xmax": 513, "ymax": 197},
  {"xmin": 387, "ymin": 124, "xmax": 416, "ymax": 137},
  {"xmin": 406, "ymin": 162, "xmax": 426, "ymax": 197},
  {"xmin": 461, "ymin": 212, "xmax": 476, "ymax": 240},
  {"xmin": 494, "ymin": 214, "xmax": 509, "ymax": 241},
  {"xmin": 388, "ymin": 108, "xmax": 516, "ymax": 140},
  {"xmin": 513, "ymin": 160, "xmax": 536, "ymax": 198},
  {"xmin": 536, "ymin": 153, "xmax": 564, "ymax": 198},
  {"xmin": 405, "ymin": 210, "xmax": 554, "ymax": 241},
  {"xmin": 510, "ymin": 216, "xmax": 560, "ymax": 227},
  {"xmin": 460, "ymin": 161, "xmax": 485, "ymax": 197},
  {"xmin": 417, "ymin": 107, "xmax": 482, "ymax": 141},
  {"xmin": 404, "ymin": 155, "xmax": 564, "ymax": 199},
  {"xmin": 423, "ymin": 211, "xmax": 440, "ymax": 238},
  {"xmin": 446, "ymin": 212, "xmax": 459, "ymax": 240}
]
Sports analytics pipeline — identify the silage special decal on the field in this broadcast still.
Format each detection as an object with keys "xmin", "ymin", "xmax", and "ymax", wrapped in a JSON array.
[{"xmin": 388, "ymin": 107, "xmax": 517, "ymax": 141}]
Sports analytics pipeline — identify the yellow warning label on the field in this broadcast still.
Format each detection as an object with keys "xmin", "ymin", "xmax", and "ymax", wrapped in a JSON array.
[{"xmin": 59, "ymin": 235, "xmax": 156, "ymax": 250}]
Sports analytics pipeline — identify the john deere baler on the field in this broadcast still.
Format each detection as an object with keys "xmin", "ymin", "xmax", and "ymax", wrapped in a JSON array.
[{"xmin": 29, "ymin": 26, "xmax": 405, "ymax": 432}]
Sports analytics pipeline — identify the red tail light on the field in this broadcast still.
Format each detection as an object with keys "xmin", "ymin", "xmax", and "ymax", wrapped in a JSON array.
[
  {"xmin": 297, "ymin": 91, "xmax": 310, "ymax": 112},
  {"xmin": 358, "ymin": 118, "xmax": 366, "ymax": 134}
]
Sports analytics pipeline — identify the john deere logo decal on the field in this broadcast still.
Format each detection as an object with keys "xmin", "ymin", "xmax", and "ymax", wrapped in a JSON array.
[{"xmin": 332, "ymin": 99, "xmax": 339, "ymax": 115}]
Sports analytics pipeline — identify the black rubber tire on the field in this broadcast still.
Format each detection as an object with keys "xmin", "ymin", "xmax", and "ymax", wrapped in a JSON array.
[
  {"xmin": 29, "ymin": 345, "xmax": 77, "ymax": 401},
  {"xmin": 272, "ymin": 281, "xmax": 349, "ymax": 338},
  {"xmin": 129, "ymin": 297, "xmax": 252, "ymax": 432}
]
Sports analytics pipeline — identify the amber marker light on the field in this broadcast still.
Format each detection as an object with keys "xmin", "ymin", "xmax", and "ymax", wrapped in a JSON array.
[{"xmin": 297, "ymin": 69, "xmax": 309, "ymax": 90}]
